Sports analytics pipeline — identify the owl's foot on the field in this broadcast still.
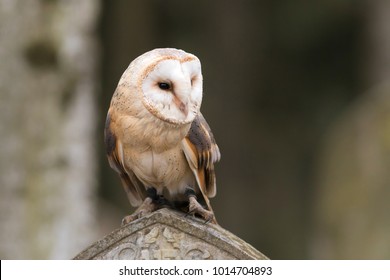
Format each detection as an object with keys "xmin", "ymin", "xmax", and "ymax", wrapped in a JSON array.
[
  {"xmin": 188, "ymin": 196, "xmax": 216, "ymax": 224},
  {"xmin": 121, "ymin": 197, "xmax": 157, "ymax": 226}
]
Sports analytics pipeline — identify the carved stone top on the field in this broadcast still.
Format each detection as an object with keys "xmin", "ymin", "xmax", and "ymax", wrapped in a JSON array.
[{"xmin": 73, "ymin": 208, "xmax": 269, "ymax": 260}]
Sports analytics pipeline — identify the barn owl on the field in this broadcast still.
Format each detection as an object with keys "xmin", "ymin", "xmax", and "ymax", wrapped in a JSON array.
[{"xmin": 104, "ymin": 48, "xmax": 220, "ymax": 225}]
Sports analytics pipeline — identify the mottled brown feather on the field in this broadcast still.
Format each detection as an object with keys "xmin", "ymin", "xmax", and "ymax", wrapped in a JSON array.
[{"xmin": 182, "ymin": 112, "xmax": 220, "ymax": 199}]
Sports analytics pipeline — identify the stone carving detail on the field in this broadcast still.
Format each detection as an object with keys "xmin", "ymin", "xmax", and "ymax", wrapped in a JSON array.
[
  {"xmin": 74, "ymin": 209, "xmax": 268, "ymax": 260},
  {"xmin": 100, "ymin": 225, "xmax": 214, "ymax": 260}
]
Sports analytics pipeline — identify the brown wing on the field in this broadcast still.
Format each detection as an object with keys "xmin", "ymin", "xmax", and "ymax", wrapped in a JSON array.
[
  {"xmin": 182, "ymin": 112, "xmax": 221, "ymax": 206},
  {"xmin": 104, "ymin": 110, "xmax": 146, "ymax": 207}
]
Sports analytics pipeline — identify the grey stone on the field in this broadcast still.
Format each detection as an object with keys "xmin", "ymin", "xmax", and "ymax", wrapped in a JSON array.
[{"xmin": 74, "ymin": 208, "xmax": 269, "ymax": 260}]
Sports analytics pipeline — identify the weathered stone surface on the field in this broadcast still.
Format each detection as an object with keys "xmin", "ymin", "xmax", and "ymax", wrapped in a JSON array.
[{"xmin": 74, "ymin": 208, "xmax": 268, "ymax": 260}]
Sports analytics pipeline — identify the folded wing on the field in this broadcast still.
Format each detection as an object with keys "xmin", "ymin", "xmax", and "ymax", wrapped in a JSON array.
[{"xmin": 181, "ymin": 112, "xmax": 221, "ymax": 210}]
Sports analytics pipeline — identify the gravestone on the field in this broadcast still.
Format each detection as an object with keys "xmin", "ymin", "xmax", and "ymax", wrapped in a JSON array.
[{"xmin": 74, "ymin": 208, "xmax": 268, "ymax": 260}]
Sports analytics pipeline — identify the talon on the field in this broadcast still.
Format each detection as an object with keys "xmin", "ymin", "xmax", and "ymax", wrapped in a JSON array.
[
  {"xmin": 188, "ymin": 196, "xmax": 216, "ymax": 224},
  {"xmin": 121, "ymin": 197, "xmax": 157, "ymax": 225},
  {"xmin": 121, "ymin": 214, "xmax": 138, "ymax": 226}
]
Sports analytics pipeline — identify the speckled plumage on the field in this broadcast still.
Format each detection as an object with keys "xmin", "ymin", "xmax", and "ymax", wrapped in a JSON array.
[{"xmin": 104, "ymin": 48, "xmax": 220, "ymax": 224}]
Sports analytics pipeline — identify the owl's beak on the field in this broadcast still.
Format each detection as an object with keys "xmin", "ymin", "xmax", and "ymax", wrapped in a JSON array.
[{"xmin": 173, "ymin": 96, "xmax": 188, "ymax": 117}]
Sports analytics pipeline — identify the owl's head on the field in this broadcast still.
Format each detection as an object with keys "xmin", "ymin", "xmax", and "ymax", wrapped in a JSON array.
[{"xmin": 123, "ymin": 48, "xmax": 203, "ymax": 125}]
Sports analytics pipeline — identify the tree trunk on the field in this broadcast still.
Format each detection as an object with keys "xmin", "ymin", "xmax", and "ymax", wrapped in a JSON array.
[{"xmin": 0, "ymin": 0, "xmax": 100, "ymax": 259}]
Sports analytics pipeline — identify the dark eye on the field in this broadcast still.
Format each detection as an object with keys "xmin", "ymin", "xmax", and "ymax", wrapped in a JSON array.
[{"xmin": 158, "ymin": 82, "xmax": 171, "ymax": 90}]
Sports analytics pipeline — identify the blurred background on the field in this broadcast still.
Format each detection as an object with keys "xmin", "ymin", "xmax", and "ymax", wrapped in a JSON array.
[{"xmin": 1, "ymin": 0, "xmax": 390, "ymax": 259}]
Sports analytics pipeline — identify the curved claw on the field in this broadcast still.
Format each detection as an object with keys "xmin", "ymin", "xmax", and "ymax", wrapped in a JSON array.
[
  {"xmin": 121, "ymin": 197, "xmax": 157, "ymax": 226},
  {"xmin": 188, "ymin": 196, "xmax": 216, "ymax": 224}
]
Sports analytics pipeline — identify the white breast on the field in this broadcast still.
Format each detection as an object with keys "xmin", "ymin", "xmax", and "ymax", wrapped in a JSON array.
[{"xmin": 124, "ymin": 146, "xmax": 195, "ymax": 197}]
